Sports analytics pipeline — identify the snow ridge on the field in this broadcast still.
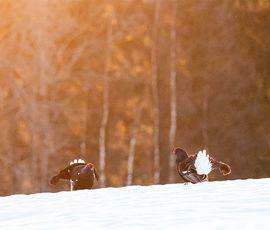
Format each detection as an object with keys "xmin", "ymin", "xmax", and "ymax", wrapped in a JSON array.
[
  {"xmin": 194, "ymin": 150, "xmax": 212, "ymax": 175},
  {"xmin": 1, "ymin": 179, "xmax": 270, "ymax": 230}
]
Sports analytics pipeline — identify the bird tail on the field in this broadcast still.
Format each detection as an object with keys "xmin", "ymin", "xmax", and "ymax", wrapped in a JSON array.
[{"xmin": 194, "ymin": 150, "xmax": 212, "ymax": 175}]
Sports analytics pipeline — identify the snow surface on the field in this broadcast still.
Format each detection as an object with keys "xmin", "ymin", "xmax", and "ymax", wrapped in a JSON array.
[
  {"xmin": 1, "ymin": 178, "xmax": 270, "ymax": 230},
  {"xmin": 194, "ymin": 150, "xmax": 212, "ymax": 175}
]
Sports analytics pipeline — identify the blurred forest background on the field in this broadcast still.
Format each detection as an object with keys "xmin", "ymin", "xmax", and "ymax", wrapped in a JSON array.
[{"xmin": 0, "ymin": 0, "xmax": 270, "ymax": 195}]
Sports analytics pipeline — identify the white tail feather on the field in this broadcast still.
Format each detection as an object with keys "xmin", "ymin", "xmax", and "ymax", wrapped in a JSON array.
[
  {"xmin": 70, "ymin": 158, "xmax": 85, "ymax": 165},
  {"xmin": 194, "ymin": 150, "xmax": 212, "ymax": 175},
  {"xmin": 78, "ymin": 159, "xmax": 84, "ymax": 163}
]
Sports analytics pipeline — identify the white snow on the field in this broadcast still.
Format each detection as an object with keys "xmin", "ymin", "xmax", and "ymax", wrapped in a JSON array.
[
  {"xmin": 194, "ymin": 150, "xmax": 212, "ymax": 175},
  {"xmin": 0, "ymin": 178, "xmax": 270, "ymax": 230}
]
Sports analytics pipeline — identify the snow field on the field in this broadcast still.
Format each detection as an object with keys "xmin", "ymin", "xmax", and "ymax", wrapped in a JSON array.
[{"xmin": 0, "ymin": 178, "xmax": 270, "ymax": 230}]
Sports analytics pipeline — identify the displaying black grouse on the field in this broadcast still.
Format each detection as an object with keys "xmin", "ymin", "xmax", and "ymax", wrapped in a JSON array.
[
  {"xmin": 50, "ymin": 159, "xmax": 99, "ymax": 191},
  {"xmin": 174, "ymin": 148, "xmax": 231, "ymax": 184}
]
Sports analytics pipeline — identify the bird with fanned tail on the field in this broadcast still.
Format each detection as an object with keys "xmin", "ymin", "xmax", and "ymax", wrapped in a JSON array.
[{"xmin": 174, "ymin": 148, "xmax": 231, "ymax": 184}]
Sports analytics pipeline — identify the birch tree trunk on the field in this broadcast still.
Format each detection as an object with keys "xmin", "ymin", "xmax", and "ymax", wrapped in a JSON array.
[
  {"xmin": 80, "ymin": 96, "xmax": 88, "ymax": 160},
  {"xmin": 168, "ymin": 0, "xmax": 178, "ymax": 183},
  {"xmin": 202, "ymin": 85, "xmax": 209, "ymax": 149},
  {"xmin": 25, "ymin": 0, "xmax": 54, "ymax": 191},
  {"xmin": 36, "ymin": 4, "xmax": 51, "ymax": 192},
  {"xmin": 99, "ymin": 18, "xmax": 112, "ymax": 188},
  {"xmin": 126, "ymin": 105, "xmax": 143, "ymax": 186},
  {"xmin": 21, "ymin": 1, "xmax": 50, "ymax": 192},
  {"xmin": 151, "ymin": 0, "xmax": 161, "ymax": 184}
]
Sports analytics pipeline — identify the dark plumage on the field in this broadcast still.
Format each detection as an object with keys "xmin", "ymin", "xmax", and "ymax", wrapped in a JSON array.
[
  {"xmin": 174, "ymin": 147, "xmax": 231, "ymax": 184},
  {"xmin": 50, "ymin": 161, "xmax": 99, "ymax": 191}
]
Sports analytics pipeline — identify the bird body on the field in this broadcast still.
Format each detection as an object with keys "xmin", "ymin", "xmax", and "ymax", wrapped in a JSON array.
[
  {"xmin": 50, "ymin": 160, "xmax": 99, "ymax": 191},
  {"xmin": 174, "ymin": 148, "xmax": 231, "ymax": 184}
]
